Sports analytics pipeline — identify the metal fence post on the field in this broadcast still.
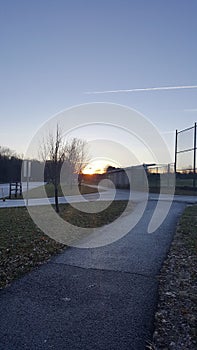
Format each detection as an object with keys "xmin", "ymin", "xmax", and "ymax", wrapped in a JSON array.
[
  {"xmin": 193, "ymin": 122, "xmax": 197, "ymax": 188},
  {"xmin": 174, "ymin": 129, "xmax": 178, "ymax": 174}
]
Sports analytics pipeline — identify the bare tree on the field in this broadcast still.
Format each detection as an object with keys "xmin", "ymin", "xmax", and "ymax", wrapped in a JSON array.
[
  {"xmin": 40, "ymin": 125, "xmax": 88, "ymax": 213},
  {"xmin": 40, "ymin": 125, "xmax": 66, "ymax": 212},
  {"xmin": 65, "ymin": 138, "xmax": 88, "ymax": 186}
]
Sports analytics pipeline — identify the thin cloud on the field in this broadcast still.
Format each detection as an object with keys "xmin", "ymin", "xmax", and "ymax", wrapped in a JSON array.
[{"xmin": 85, "ymin": 85, "xmax": 197, "ymax": 95}]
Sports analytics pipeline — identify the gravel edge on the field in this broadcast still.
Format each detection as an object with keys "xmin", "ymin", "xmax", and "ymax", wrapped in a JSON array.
[{"xmin": 149, "ymin": 205, "xmax": 197, "ymax": 350}]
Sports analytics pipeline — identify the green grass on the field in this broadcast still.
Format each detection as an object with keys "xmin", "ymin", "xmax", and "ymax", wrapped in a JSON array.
[
  {"xmin": 175, "ymin": 188, "xmax": 197, "ymax": 196},
  {"xmin": 58, "ymin": 200, "xmax": 130, "ymax": 228},
  {"xmin": 148, "ymin": 186, "xmax": 197, "ymax": 196},
  {"xmin": 0, "ymin": 207, "xmax": 64, "ymax": 288},
  {"xmin": 176, "ymin": 178, "xmax": 194, "ymax": 187},
  {"xmin": 44, "ymin": 183, "xmax": 99, "ymax": 198},
  {"xmin": 0, "ymin": 200, "xmax": 131, "ymax": 288},
  {"xmin": 9, "ymin": 183, "xmax": 99, "ymax": 199},
  {"xmin": 177, "ymin": 204, "xmax": 197, "ymax": 252},
  {"xmin": 175, "ymin": 205, "xmax": 197, "ymax": 344},
  {"xmin": 147, "ymin": 174, "xmax": 197, "ymax": 195},
  {"xmin": 151, "ymin": 205, "xmax": 197, "ymax": 350}
]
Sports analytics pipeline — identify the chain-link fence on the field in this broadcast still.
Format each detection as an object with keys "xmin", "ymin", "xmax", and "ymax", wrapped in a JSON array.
[
  {"xmin": 175, "ymin": 122, "xmax": 197, "ymax": 188},
  {"xmin": 145, "ymin": 164, "xmax": 174, "ymax": 192},
  {"xmin": 83, "ymin": 124, "xmax": 197, "ymax": 193}
]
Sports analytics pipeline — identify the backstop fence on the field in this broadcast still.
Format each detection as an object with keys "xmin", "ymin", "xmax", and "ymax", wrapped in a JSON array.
[
  {"xmin": 84, "ymin": 123, "xmax": 197, "ymax": 192},
  {"xmin": 175, "ymin": 122, "xmax": 197, "ymax": 188}
]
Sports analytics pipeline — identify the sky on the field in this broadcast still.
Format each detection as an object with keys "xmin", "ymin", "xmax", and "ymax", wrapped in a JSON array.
[{"xmin": 0, "ymin": 0, "xmax": 197, "ymax": 172}]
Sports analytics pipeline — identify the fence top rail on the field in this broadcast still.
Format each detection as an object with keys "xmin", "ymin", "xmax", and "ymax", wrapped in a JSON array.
[
  {"xmin": 177, "ymin": 125, "xmax": 195, "ymax": 134},
  {"xmin": 177, "ymin": 147, "xmax": 195, "ymax": 154}
]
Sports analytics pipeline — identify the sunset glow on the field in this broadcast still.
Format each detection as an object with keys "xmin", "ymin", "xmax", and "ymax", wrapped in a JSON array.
[{"xmin": 82, "ymin": 160, "xmax": 119, "ymax": 175}]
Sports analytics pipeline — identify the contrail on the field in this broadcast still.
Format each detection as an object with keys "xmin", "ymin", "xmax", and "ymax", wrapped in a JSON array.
[{"xmin": 85, "ymin": 85, "xmax": 197, "ymax": 95}]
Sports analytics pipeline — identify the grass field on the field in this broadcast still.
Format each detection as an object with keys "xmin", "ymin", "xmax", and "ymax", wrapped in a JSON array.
[
  {"xmin": 9, "ymin": 183, "xmax": 99, "ymax": 199},
  {"xmin": 177, "ymin": 204, "xmax": 197, "ymax": 253},
  {"xmin": 148, "ymin": 175, "xmax": 197, "ymax": 195},
  {"xmin": 176, "ymin": 178, "xmax": 194, "ymax": 187},
  {"xmin": 0, "ymin": 200, "xmax": 130, "ymax": 289}
]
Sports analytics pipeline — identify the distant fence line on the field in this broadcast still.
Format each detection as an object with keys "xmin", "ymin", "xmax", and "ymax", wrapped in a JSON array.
[
  {"xmin": 147, "ymin": 163, "xmax": 174, "ymax": 174},
  {"xmin": 83, "ymin": 159, "xmax": 197, "ymax": 192},
  {"xmin": 82, "ymin": 164, "xmax": 175, "ymax": 191}
]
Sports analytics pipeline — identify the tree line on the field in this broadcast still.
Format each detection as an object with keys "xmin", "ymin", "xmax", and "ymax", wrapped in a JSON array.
[
  {"xmin": 0, "ymin": 146, "xmax": 22, "ymax": 183},
  {"xmin": 0, "ymin": 146, "xmax": 46, "ymax": 183},
  {"xmin": 0, "ymin": 137, "xmax": 87, "ymax": 185}
]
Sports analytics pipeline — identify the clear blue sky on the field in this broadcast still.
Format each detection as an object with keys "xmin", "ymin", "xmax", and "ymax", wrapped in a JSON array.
[{"xmin": 0, "ymin": 0, "xmax": 197, "ymax": 166}]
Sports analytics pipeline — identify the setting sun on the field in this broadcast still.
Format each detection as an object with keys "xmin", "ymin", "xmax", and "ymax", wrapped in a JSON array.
[
  {"xmin": 82, "ymin": 166, "xmax": 96, "ymax": 175},
  {"xmin": 82, "ymin": 160, "xmax": 120, "ymax": 175}
]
